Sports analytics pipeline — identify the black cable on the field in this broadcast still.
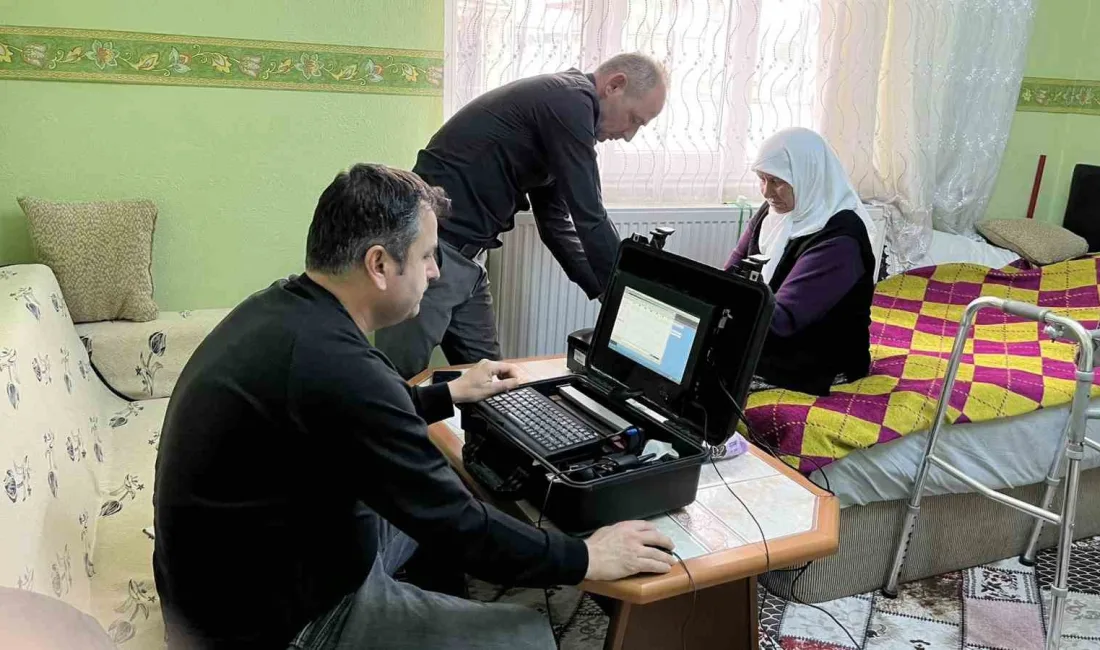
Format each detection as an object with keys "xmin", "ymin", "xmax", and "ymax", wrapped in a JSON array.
[
  {"xmin": 720, "ymin": 379, "xmax": 831, "ymax": 490},
  {"xmin": 671, "ymin": 550, "xmax": 696, "ymax": 650},
  {"xmin": 483, "ymin": 456, "xmax": 590, "ymax": 644},
  {"xmin": 707, "ymin": 381, "xmax": 858, "ymax": 646},
  {"xmin": 717, "ymin": 378, "xmax": 833, "ymax": 495},
  {"xmin": 709, "ymin": 448, "xmax": 771, "ymax": 640},
  {"xmin": 532, "ymin": 460, "xmax": 625, "ymax": 647},
  {"xmin": 702, "ymin": 405, "xmax": 771, "ymax": 639},
  {"xmin": 787, "ymin": 561, "xmax": 861, "ymax": 648},
  {"xmin": 771, "ymin": 561, "xmax": 813, "ymax": 573},
  {"xmin": 709, "ymin": 380, "xmax": 862, "ymax": 647},
  {"xmin": 536, "ymin": 477, "xmax": 560, "ymax": 648}
]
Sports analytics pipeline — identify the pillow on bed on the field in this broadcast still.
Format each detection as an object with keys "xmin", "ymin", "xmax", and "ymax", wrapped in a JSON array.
[{"xmin": 977, "ymin": 219, "xmax": 1088, "ymax": 266}]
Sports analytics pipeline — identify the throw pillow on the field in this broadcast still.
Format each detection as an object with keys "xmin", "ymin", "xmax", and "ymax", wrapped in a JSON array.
[
  {"xmin": 976, "ymin": 219, "xmax": 1088, "ymax": 266},
  {"xmin": 19, "ymin": 197, "xmax": 158, "ymax": 323}
]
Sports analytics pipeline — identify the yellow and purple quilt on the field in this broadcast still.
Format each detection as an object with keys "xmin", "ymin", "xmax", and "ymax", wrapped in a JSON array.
[{"xmin": 743, "ymin": 256, "xmax": 1100, "ymax": 473}]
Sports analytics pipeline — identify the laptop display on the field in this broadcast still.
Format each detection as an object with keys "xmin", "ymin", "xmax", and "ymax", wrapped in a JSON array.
[
  {"xmin": 586, "ymin": 241, "xmax": 773, "ymax": 442},
  {"xmin": 607, "ymin": 286, "xmax": 700, "ymax": 385}
]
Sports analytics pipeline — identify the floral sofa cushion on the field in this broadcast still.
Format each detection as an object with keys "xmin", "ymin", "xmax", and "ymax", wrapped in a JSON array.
[
  {"xmin": 0, "ymin": 265, "xmax": 118, "ymax": 613},
  {"xmin": 90, "ymin": 398, "xmax": 167, "ymax": 646},
  {"xmin": 76, "ymin": 308, "xmax": 230, "ymax": 400},
  {"xmin": 1, "ymin": 264, "xmax": 167, "ymax": 647}
]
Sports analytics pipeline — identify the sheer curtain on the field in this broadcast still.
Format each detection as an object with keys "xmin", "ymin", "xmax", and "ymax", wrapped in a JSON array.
[{"xmin": 443, "ymin": 0, "xmax": 1034, "ymax": 270}]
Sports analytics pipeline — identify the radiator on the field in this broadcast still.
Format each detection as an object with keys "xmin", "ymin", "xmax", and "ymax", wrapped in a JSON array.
[
  {"xmin": 487, "ymin": 206, "xmax": 752, "ymax": 358},
  {"xmin": 488, "ymin": 205, "xmax": 888, "ymax": 359}
]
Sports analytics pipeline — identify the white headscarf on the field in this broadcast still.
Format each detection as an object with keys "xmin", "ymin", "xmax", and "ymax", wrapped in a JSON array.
[{"xmin": 751, "ymin": 127, "xmax": 875, "ymax": 283}]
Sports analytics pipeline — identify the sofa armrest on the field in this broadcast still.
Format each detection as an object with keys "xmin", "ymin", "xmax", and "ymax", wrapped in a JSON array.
[{"xmin": 75, "ymin": 309, "xmax": 229, "ymax": 400}]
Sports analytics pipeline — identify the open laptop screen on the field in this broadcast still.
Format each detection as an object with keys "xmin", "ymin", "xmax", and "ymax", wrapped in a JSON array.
[
  {"xmin": 607, "ymin": 286, "xmax": 701, "ymax": 384},
  {"xmin": 589, "ymin": 268, "xmax": 715, "ymax": 411},
  {"xmin": 585, "ymin": 240, "xmax": 774, "ymax": 442}
]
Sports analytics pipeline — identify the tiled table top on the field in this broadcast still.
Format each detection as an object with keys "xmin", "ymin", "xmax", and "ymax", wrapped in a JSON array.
[{"xmin": 416, "ymin": 357, "xmax": 838, "ymax": 603}]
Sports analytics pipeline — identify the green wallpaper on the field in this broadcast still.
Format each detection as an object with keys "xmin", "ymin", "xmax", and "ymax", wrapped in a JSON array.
[
  {"xmin": 0, "ymin": 25, "xmax": 442, "ymax": 96},
  {"xmin": 0, "ymin": 0, "xmax": 444, "ymax": 310},
  {"xmin": 988, "ymin": 0, "xmax": 1100, "ymax": 224},
  {"xmin": 1017, "ymin": 77, "xmax": 1100, "ymax": 116}
]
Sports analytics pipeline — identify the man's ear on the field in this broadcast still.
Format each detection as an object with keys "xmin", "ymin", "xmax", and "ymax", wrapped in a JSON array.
[
  {"xmin": 605, "ymin": 71, "xmax": 628, "ymax": 96},
  {"xmin": 363, "ymin": 245, "xmax": 389, "ymax": 291}
]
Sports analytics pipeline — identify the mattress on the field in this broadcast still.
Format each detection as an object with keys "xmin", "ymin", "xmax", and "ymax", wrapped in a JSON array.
[
  {"xmin": 803, "ymin": 234, "xmax": 1095, "ymax": 507},
  {"xmin": 812, "ymin": 397, "xmax": 1100, "ymax": 507},
  {"xmin": 743, "ymin": 256, "xmax": 1100, "ymax": 475}
]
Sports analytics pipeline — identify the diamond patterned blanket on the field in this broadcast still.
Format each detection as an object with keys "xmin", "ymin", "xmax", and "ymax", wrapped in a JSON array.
[{"xmin": 743, "ymin": 256, "xmax": 1100, "ymax": 474}]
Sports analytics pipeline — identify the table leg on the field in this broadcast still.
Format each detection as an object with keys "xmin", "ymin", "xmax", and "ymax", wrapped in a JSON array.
[{"xmin": 602, "ymin": 578, "xmax": 759, "ymax": 650}]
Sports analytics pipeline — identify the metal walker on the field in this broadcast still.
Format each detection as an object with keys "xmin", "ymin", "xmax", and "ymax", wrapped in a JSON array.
[{"xmin": 881, "ymin": 297, "xmax": 1100, "ymax": 650}]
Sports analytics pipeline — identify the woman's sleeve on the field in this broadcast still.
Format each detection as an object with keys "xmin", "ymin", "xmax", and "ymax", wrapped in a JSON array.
[
  {"xmin": 724, "ymin": 228, "xmax": 752, "ymax": 270},
  {"xmin": 770, "ymin": 236, "xmax": 865, "ymax": 337},
  {"xmin": 725, "ymin": 204, "xmax": 770, "ymax": 271}
]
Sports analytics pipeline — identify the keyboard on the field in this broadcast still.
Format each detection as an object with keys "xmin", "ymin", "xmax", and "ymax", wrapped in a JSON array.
[{"xmin": 484, "ymin": 388, "xmax": 603, "ymax": 458}]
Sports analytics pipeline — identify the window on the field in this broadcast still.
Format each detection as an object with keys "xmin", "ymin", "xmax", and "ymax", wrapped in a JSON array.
[{"xmin": 447, "ymin": 0, "xmax": 831, "ymax": 205}]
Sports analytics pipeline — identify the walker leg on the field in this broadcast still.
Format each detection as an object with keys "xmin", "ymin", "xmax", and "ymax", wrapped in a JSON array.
[
  {"xmin": 1044, "ymin": 447, "xmax": 1082, "ymax": 650},
  {"xmin": 1021, "ymin": 419, "xmax": 1071, "ymax": 566}
]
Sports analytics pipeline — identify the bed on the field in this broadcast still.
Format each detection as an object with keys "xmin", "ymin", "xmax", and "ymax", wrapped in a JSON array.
[{"xmin": 749, "ymin": 231, "xmax": 1100, "ymax": 602}]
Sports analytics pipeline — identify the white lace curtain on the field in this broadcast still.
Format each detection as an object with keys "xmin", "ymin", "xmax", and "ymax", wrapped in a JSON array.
[{"xmin": 443, "ymin": 0, "xmax": 1035, "ymax": 270}]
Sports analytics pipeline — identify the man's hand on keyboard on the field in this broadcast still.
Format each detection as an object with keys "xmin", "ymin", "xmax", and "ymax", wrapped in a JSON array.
[
  {"xmin": 583, "ymin": 521, "xmax": 676, "ymax": 581},
  {"xmin": 447, "ymin": 360, "xmax": 522, "ymax": 404}
]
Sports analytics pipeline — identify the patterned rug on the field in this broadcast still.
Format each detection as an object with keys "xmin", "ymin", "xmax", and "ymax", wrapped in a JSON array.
[{"xmin": 480, "ymin": 536, "xmax": 1100, "ymax": 649}]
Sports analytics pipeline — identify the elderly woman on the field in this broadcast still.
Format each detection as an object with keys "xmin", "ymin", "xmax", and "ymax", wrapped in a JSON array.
[{"xmin": 726, "ymin": 127, "xmax": 877, "ymax": 396}]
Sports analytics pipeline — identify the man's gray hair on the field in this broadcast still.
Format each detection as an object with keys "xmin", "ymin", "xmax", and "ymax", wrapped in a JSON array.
[{"xmin": 595, "ymin": 52, "xmax": 668, "ymax": 96}]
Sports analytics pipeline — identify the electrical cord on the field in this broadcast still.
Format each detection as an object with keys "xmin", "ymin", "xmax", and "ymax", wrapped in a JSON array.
[
  {"xmin": 710, "ymin": 448, "xmax": 771, "ymax": 639},
  {"xmin": 786, "ymin": 561, "xmax": 861, "ymax": 648},
  {"xmin": 536, "ymin": 476, "xmax": 560, "ymax": 648},
  {"xmin": 712, "ymin": 381, "xmax": 858, "ymax": 648},
  {"xmin": 530, "ymin": 380, "xmax": 839, "ymax": 648},
  {"xmin": 717, "ymin": 378, "xmax": 833, "ymax": 495},
  {"xmin": 671, "ymin": 550, "xmax": 696, "ymax": 650},
  {"xmin": 532, "ymin": 461, "xmax": 607, "ymax": 648},
  {"xmin": 702, "ymin": 405, "xmax": 771, "ymax": 637}
]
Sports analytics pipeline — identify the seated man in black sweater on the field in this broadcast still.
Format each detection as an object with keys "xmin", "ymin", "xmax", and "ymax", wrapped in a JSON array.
[{"xmin": 152, "ymin": 163, "xmax": 676, "ymax": 649}]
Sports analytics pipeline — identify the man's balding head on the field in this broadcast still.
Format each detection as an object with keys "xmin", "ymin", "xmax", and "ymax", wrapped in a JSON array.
[{"xmin": 592, "ymin": 53, "xmax": 668, "ymax": 142}]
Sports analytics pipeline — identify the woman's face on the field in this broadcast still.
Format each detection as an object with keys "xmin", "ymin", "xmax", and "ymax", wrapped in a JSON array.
[{"xmin": 757, "ymin": 172, "xmax": 795, "ymax": 214}]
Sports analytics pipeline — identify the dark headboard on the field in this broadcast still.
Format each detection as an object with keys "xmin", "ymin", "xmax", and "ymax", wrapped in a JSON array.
[{"xmin": 1064, "ymin": 163, "xmax": 1100, "ymax": 252}]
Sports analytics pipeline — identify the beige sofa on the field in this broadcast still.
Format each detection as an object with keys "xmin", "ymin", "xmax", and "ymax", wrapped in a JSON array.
[{"xmin": 0, "ymin": 264, "xmax": 227, "ymax": 647}]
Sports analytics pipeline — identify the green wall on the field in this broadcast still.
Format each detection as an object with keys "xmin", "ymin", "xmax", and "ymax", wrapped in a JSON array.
[
  {"xmin": 0, "ymin": 0, "xmax": 443, "ymax": 310},
  {"xmin": 987, "ymin": 0, "xmax": 1100, "ymax": 224}
]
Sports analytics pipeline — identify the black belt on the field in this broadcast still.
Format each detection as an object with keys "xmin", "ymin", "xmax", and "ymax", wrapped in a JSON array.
[{"xmin": 439, "ymin": 231, "xmax": 486, "ymax": 260}]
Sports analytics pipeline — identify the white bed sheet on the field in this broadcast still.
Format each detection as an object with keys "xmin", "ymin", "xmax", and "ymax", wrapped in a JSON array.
[
  {"xmin": 813, "ymin": 398, "xmax": 1100, "ymax": 507},
  {"xmin": 909, "ymin": 230, "xmax": 1020, "ymax": 270}
]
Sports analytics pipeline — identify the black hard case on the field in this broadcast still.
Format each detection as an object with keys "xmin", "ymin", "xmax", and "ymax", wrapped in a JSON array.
[{"xmin": 461, "ymin": 240, "xmax": 775, "ymax": 534}]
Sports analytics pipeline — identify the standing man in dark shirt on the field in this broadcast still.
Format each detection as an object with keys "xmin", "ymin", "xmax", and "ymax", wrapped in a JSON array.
[
  {"xmin": 375, "ymin": 53, "xmax": 668, "ymax": 379},
  {"xmin": 152, "ymin": 163, "xmax": 676, "ymax": 649}
]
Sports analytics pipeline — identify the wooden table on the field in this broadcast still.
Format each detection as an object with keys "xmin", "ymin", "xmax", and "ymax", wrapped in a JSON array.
[{"xmin": 412, "ymin": 357, "xmax": 839, "ymax": 649}]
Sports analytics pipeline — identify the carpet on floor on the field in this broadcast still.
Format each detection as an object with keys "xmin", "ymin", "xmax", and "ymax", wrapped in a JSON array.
[{"xmin": 474, "ymin": 536, "xmax": 1100, "ymax": 649}]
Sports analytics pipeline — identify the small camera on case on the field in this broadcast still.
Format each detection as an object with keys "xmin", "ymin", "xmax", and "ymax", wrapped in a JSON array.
[
  {"xmin": 629, "ymin": 227, "xmax": 675, "ymax": 251},
  {"xmin": 731, "ymin": 253, "xmax": 769, "ymax": 284}
]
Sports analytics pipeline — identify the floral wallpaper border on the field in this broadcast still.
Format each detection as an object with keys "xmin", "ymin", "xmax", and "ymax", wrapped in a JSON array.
[
  {"xmin": 1018, "ymin": 77, "xmax": 1100, "ymax": 116},
  {"xmin": 0, "ymin": 25, "xmax": 442, "ymax": 96}
]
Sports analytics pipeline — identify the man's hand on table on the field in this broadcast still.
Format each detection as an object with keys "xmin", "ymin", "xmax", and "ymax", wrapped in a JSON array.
[
  {"xmin": 584, "ymin": 521, "xmax": 676, "ymax": 581},
  {"xmin": 447, "ymin": 360, "xmax": 522, "ymax": 404}
]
